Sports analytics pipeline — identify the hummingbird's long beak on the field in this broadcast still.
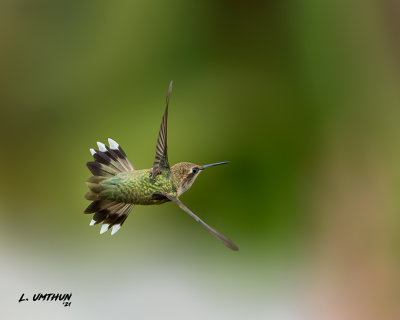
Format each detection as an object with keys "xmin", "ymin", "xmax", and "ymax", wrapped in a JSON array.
[{"xmin": 200, "ymin": 161, "xmax": 229, "ymax": 170}]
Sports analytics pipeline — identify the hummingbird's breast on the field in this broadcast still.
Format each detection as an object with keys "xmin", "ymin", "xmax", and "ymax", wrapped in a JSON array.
[{"xmin": 98, "ymin": 169, "xmax": 177, "ymax": 205}]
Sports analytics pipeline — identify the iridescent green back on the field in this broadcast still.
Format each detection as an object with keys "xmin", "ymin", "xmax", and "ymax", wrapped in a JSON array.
[{"xmin": 99, "ymin": 169, "xmax": 177, "ymax": 205}]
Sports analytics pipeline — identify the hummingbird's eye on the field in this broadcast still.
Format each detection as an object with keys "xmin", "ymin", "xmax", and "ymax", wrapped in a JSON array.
[{"xmin": 192, "ymin": 168, "xmax": 199, "ymax": 174}]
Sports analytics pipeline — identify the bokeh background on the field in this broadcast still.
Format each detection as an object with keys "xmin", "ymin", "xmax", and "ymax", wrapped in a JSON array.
[{"xmin": 1, "ymin": 1, "xmax": 400, "ymax": 319}]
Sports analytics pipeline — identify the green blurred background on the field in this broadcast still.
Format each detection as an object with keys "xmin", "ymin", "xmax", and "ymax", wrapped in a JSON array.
[{"xmin": 1, "ymin": 0, "xmax": 399, "ymax": 319}]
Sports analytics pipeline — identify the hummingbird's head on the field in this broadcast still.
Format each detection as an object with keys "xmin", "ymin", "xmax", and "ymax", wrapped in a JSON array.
[{"xmin": 171, "ymin": 161, "xmax": 229, "ymax": 196}]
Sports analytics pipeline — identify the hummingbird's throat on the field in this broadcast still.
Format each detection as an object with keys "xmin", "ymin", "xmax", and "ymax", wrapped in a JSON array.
[{"xmin": 177, "ymin": 172, "xmax": 200, "ymax": 196}]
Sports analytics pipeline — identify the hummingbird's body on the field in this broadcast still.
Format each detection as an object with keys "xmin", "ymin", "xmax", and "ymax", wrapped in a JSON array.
[
  {"xmin": 84, "ymin": 81, "xmax": 238, "ymax": 250},
  {"xmin": 98, "ymin": 169, "xmax": 176, "ymax": 205}
]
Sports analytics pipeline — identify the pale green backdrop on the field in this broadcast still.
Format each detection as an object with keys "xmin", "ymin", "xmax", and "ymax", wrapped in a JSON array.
[{"xmin": 1, "ymin": 1, "xmax": 399, "ymax": 319}]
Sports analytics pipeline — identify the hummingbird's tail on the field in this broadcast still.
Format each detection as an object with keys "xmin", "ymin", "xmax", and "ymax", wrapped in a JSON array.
[{"xmin": 84, "ymin": 138, "xmax": 134, "ymax": 235}]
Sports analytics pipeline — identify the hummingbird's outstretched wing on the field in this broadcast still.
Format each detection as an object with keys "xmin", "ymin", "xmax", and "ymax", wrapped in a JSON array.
[
  {"xmin": 150, "ymin": 80, "xmax": 173, "ymax": 180},
  {"xmin": 161, "ymin": 193, "xmax": 239, "ymax": 251}
]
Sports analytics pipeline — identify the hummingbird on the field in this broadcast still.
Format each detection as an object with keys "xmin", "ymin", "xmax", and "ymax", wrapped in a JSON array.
[{"xmin": 84, "ymin": 81, "xmax": 238, "ymax": 251}]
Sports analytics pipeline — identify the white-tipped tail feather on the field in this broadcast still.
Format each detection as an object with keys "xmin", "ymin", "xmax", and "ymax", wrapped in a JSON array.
[
  {"xmin": 100, "ymin": 224, "xmax": 109, "ymax": 234},
  {"xmin": 108, "ymin": 138, "xmax": 119, "ymax": 150},
  {"xmin": 90, "ymin": 148, "xmax": 96, "ymax": 156},
  {"xmin": 89, "ymin": 219, "xmax": 96, "ymax": 226},
  {"xmin": 97, "ymin": 142, "xmax": 107, "ymax": 152},
  {"xmin": 111, "ymin": 224, "xmax": 121, "ymax": 235}
]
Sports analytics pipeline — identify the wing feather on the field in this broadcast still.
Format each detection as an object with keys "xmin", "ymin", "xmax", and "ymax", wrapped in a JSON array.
[
  {"xmin": 162, "ymin": 193, "xmax": 239, "ymax": 251},
  {"xmin": 150, "ymin": 81, "xmax": 173, "ymax": 179}
]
